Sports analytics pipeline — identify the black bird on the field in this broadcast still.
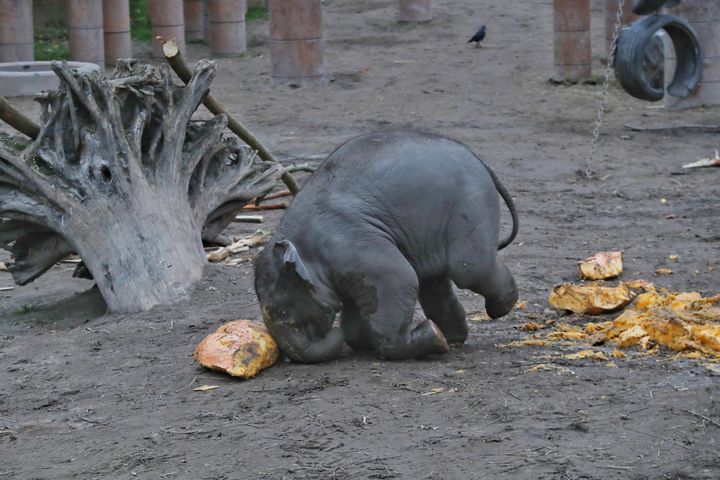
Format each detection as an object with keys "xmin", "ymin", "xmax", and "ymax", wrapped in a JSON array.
[{"xmin": 468, "ymin": 25, "xmax": 486, "ymax": 47}]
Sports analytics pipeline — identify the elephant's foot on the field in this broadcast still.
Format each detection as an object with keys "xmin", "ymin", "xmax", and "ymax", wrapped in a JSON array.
[
  {"xmin": 485, "ymin": 274, "xmax": 519, "ymax": 319},
  {"xmin": 376, "ymin": 320, "xmax": 449, "ymax": 360}
]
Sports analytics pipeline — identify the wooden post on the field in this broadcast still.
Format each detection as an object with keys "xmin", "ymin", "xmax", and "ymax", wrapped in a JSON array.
[
  {"xmin": 269, "ymin": 0, "xmax": 324, "ymax": 86},
  {"xmin": 553, "ymin": 0, "xmax": 591, "ymax": 81},
  {"xmin": 184, "ymin": 0, "xmax": 204, "ymax": 41},
  {"xmin": 203, "ymin": 0, "xmax": 210, "ymax": 43},
  {"xmin": 103, "ymin": 0, "xmax": 131, "ymax": 65},
  {"xmin": 398, "ymin": 0, "xmax": 431, "ymax": 22},
  {"xmin": 605, "ymin": 0, "xmax": 636, "ymax": 54},
  {"xmin": 0, "ymin": 0, "xmax": 34, "ymax": 62},
  {"xmin": 149, "ymin": 0, "xmax": 185, "ymax": 58},
  {"xmin": 67, "ymin": 0, "xmax": 105, "ymax": 66},
  {"xmin": 665, "ymin": 1, "xmax": 720, "ymax": 108},
  {"xmin": 209, "ymin": 0, "xmax": 246, "ymax": 55}
]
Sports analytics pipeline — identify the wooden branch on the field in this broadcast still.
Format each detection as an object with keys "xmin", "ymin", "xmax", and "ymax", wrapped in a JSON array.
[
  {"xmin": 159, "ymin": 37, "xmax": 299, "ymax": 194},
  {"xmin": 0, "ymin": 96, "xmax": 40, "ymax": 139},
  {"xmin": 625, "ymin": 123, "xmax": 720, "ymax": 133},
  {"xmin": 256, "ymin": 189, "xmax": 291, "ymax": 202}
]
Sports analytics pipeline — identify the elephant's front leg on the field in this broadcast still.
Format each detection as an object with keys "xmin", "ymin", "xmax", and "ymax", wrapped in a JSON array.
[
  {"xmin": 341, "ymin": 302, "xmax": 374, "ymax": 351},
  {"xmin": 339, "ymin": 250, "xmax": 449, "ymax": 360}
]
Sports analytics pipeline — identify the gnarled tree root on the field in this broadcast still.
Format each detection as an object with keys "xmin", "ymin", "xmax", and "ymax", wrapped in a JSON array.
[{"xmin": 0, "ymin": 59, "xmax": 283, "ymax": 313}]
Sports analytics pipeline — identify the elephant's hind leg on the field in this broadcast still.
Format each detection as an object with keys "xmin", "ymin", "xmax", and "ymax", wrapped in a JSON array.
[
  {"xmin": 418, "ymin": 276, "xmax": 468, "ymax": 344},
  {"xmin": 452, "ymin": 257, "xmax": 518, "ymax": 319}
]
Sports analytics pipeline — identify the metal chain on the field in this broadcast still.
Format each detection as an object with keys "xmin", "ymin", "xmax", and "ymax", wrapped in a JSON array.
[{"xmin": 587, "ymin": 0, "xmax": 626, "ymax": 177}]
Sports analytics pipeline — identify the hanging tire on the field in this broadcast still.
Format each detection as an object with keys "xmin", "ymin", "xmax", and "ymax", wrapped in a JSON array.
[
  {"xmin": 632, "ymin": 0, "xmax": 681, "ymax": 16},
  {"xmin": 615, "ymin": 14, "xmax": 701, "ymax": 101}
]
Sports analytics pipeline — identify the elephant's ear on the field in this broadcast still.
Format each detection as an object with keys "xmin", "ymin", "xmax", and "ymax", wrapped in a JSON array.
[{"xmin": 277, "ymin": 240, "xmax": 313, "ymax": 284}]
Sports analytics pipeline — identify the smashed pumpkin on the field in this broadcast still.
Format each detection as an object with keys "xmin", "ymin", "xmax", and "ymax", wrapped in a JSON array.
[
  {"xmin": 577, "ymin": 251, "xmax": 623, "ymax": 280},
  {"xmin": 193, "ymin": 320, "xmax": 279, "ymax": 379},
  {"xmin": 549, "ymin": 282, "xmax": 634, "ymax": 315}
]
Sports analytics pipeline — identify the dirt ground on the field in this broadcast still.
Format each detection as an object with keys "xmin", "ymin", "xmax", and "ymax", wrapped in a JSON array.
[{"xmin": 2, "ymin": 0, "xmax": 720, "ymax": 478}]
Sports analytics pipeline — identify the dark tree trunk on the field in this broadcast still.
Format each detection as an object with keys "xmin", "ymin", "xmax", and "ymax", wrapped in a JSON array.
[{"xmin": 0, "ymin": 59, "xmax": 283, "ymax": 313}]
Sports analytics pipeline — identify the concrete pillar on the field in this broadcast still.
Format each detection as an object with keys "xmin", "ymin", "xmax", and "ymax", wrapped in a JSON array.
[
  {"xmin": 67, "ymin": 0, "xmax": 105, "ymax": 66},
  {"xmin": 605, "ymin": 0, "xmax": 636, "ymax": 54},
  {"xmin": 184, "ymin": 0, "xmax": 204, "ymax": 41},
  {"xmin": 665, "ymin": 1, "xmax": 720, "ymax": 108},
  {"xmin": 209, "ymin": 0, "xmax": 246, "ymax": 55},
  {"xmin": 103, "ymin": 0, "xmax": 131, "ymax": 65},
  {"xmin": 553, "ymin": 0, "xmax": 591, "ymax": 81},
  {"xmin": 0, "ymin": 0, "xmax": 34, "ymax": 62},
  {"xmin": 149, "ymin": 0, "xmax": 185, "ymax": 58},
  {"xmin": 399, "ymin": 0, "xmax": 431, "ymax": 22},
  {"xmin": 269, "ymin": 0, "xmax": 324, "ymax": 86}
]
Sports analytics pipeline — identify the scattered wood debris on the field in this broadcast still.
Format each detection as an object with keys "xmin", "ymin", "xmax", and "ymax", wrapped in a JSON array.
[
  {"xmin": 577, "ymin": 251, "xmax": 623, "ymax": 280},
  {"xmin": 682, "ymin": 150, "xmax": 720, "ymax": 169},
  {"xmin": 193, "ymin": 320, "xmax": 279, "ymax": 379},
  {"xmin": 193, "ymin": 385, "xmax": 220, "ymax": 392},
  {"xmin": 206, "ymin": 231, "xmax": 269, "ymax": 265},
  {"xmin": 242, "ymin": 203, "xmax": 286, "ymax": 211},
  {"xmin": 655, "ymin": 267, "xmax": 673, "ymax": 276},
  {"xmin": 234, "ymin": 215, "xmax": 264, "ymax": 223}
]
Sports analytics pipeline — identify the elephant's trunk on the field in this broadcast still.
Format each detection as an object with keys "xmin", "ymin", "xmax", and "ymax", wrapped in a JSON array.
[{"xmin": 263, "ymin": 311, "xmax": 345, "ymax": 363}]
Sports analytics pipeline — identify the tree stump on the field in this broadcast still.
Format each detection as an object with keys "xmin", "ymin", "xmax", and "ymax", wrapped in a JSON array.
[{"xmin": 0, "ymin": 60, "xmax": 283, "ymax": 313}]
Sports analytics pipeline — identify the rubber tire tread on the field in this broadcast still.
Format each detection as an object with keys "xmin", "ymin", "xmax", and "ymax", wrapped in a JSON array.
[{"xmin": 615, "ymin": 14, "xmax": 701, "ymax": 102}]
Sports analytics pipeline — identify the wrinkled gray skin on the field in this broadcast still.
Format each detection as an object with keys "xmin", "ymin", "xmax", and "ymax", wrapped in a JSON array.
[{"xmin": 254, "ymin": 131, "xmax": 518, "ymax": 363}]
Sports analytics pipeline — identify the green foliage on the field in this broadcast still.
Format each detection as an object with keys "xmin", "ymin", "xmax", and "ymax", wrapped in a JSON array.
[
  {"xmin": 246, "ymin": 6, "xmax": 268, "ymax": 21},
  {"xmin": 34, "ymin": 27, "xmax": 70, "ymax": 61},
  {"xmin": 16, "ymin": 304, "xmax": 37, "ymax": 315},
  {"xmin": 130, "ymin": 0, "xmax": 152, "ymax": 42}
]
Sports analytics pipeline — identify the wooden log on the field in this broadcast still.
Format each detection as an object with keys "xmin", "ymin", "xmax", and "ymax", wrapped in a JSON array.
[
  {"xmin": 553, "ymin": 0, "xmax": 591, "ymax": 81},
  {"xmin": 605, "ymin": 0, "xmax": 636, "ymax": 54},
  {"xmin": 209, "ymin": 0, "xmax": 246, "ymax": 55},
  {"xmin": 67, "ymin": 0, "xmax": 105, "ymax": 66},
  {"xmin": 269, "ymin": 0, "xmax": 325, "ymax": 86},
  {"xmin": 103, "ymin": 0, "xmax": 132, "ymax": 64},
  {"xmin": 664, "ymin": 1, "xmax": 720, "ymax": 108},
  {"xmin": 149, "ymin": 0, "xmax": 186, "ymax": 58},
  {"xmin": 0, "ymin": 0, "xmax": 33, "ymax": 62},
  {"xmin": 184, "ymin": 0, "xmax": 204, "ymax": 41},
  {"xmin": 398, "ymin": 0, "xmax": 431, "ymax": 22}
]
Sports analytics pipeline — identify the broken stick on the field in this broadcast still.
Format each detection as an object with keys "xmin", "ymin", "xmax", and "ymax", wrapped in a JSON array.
[{"xmin": 159, "ymin": 38, "xmax": 299, "ymax": 195}]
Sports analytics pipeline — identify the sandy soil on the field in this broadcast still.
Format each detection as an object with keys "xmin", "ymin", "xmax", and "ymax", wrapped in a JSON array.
[{"xmin": 2, "ymin": 0, "xmax": 720, "ymax": 478}]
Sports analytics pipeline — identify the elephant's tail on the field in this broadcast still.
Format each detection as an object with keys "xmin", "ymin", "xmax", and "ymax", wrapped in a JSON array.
[{"xmin": 476, "ymin": 156, "xmax": 518, "ymax": 250}]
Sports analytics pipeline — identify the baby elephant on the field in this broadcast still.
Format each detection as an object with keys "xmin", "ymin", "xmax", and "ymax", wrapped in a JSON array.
[{"xmin": 254, "ymin": 131, "xmax": 518, "ymax": 363}]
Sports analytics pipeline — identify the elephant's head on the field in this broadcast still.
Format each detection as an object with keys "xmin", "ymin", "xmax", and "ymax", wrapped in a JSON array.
[{"xmin": 254, "ymin": 239, "xmax": 345, "ymax": 363}]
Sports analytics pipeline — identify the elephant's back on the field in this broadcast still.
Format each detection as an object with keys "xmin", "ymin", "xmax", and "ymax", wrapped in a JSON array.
[{"xmin": 302, "ymin": 131, "xmax": 493, "ymax": 200}]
